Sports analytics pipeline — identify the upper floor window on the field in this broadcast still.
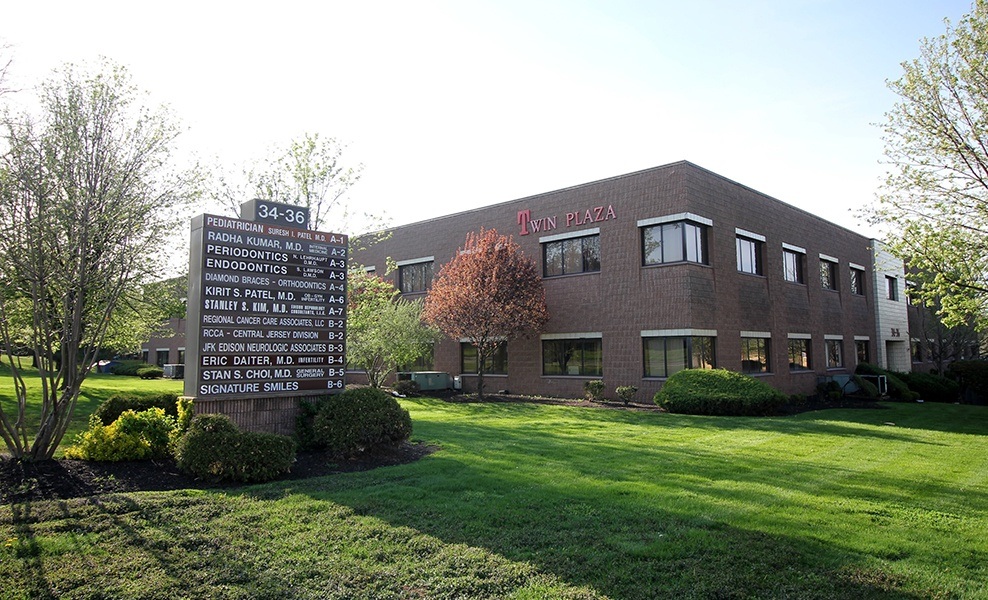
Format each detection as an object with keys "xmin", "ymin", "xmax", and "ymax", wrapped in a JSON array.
[
  {"xmin": 398, "ymin": 258, "xmax": 434, "ymax": 294},
  {"xmin": 642, "ymin": 220, "xmax": 708, "ymax": 266},
  {"xmin": 736, "ymin": 229, "xmax": 765, "ymax": 276},
  {"xmin": 783, "ymin": 245, "xmax": 805, "ymax": 284},
  {"xmin": 886, "ymin": 275, "xmax": 899, "ymax": 301},
  {"xmin": 849, "ymin": 266, "xmax": 865, "ymax": 296},
  {"xmin": 820, "ymin": 256, "xmax": 838, "ymax": 291},
  {"xmin": 543, "ymin": 232, "xmax": 600, "ymax": 277}
]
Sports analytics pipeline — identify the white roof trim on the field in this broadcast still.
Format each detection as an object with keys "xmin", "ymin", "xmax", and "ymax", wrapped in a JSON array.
[
  {"xmin": 395, "ymin": 256, "xmax": 434, "ymax": 267},
  {"xmin": 741, "ymin": 331, "xmax": 771, "ymax": 338},
  {"xmin": 824, "ymin": 334, "xmax": 844, "ymax": 341},
  {"xmin": 787, "ymin": 333, "xmax": 812, "ymax": 340},
  {"xmin": 637, "ymin": 212, "xmax": 713, "ymax": 228},
  {"xmin": 541, "ymin": 332, "xmax": 603, "ymax": 340},
  {"xmin": 736, "ymin": 228, "xmax": 766, "ymax": 242},
  {"xmin": 539, "ymin": 227, "xmax": 600, "ymax": 244},
  {"xmin": 782, "ymin": 243, "xmax": 806, "ymax": 254},
  {"xmin": 849, "ymin": 262, "xmax": 866, "ymax": 271},
  {"xmin": 819, "ymin": 253, "xmax": 839, "ymax": 263},
  {"xmin": 641, "ymin": 329, "xmax": 717, "ymax": 337}
]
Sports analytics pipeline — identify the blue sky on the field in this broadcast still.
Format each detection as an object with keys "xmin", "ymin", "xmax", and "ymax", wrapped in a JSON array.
[{"xmin": 0, "ymin": 1, "xmax": 974, "ymax": 237}]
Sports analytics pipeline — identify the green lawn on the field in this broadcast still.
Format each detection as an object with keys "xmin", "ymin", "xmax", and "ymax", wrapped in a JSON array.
[
  {"xmin": 1, "ymin": 385, "xmax": 987, "ymax": 598},
  {"xmin": 0, "ymin": 360, "xmax": 183, "ymax": 454}
]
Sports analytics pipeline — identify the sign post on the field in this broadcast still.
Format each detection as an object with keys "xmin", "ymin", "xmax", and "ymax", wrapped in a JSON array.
[{"xmin": 184, "ymin": 205, "xmax": 346, "ymax": 434}]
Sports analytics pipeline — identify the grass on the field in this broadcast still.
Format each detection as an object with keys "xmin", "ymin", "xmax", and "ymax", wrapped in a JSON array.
[
  {"xmin": 1, "ymin": 373, "xmax": 987, "ymax": 598},
  {"xmin": 0, "ymin": 359, "xmax": 183, "ymax": 455}
]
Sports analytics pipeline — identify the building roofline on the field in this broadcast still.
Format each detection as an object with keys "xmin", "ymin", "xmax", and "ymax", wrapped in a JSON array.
[{"xmin": 362, "ymin": 160, "xmax": 871, "ymax": 241}]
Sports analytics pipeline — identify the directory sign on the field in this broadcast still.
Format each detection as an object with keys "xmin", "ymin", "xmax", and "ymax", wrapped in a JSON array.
[{"xmin": 185, "ymin": 214, "xmax": 347, "ymax": 399}]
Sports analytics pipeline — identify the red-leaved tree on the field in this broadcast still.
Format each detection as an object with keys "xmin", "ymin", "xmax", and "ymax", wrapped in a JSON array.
[{"xmin": 422, "ymin": 228, "xmax": 549, "ymax": 399}]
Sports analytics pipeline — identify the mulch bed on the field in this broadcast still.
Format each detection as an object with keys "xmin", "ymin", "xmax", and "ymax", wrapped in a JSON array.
[{"xmin": 1, "ymin": 442, "xmax": 437, "ymax": 504}]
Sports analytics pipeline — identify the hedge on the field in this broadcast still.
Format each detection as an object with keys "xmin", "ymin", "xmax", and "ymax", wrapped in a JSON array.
[
  {"xmin": 94, "ymin": 392, "xmax": 180, "ymax": 425},
  {"xmin": 173, "ymin": 414, "xmax": 296, "ymax": 483},
  {"xmin": 654, "ymin": 369, "xmax": 787, "ymax": 416},
  {"xmin": 298, "ymin": 388, "xmax": 412, "ymax": 456}
]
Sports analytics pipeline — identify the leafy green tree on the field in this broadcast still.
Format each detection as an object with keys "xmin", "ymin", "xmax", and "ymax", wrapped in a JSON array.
[
  {"xmin": 347, "ymin": 269, "xmax": 438, "ymax": 388},
  {"xmin": 213, "ymin": 132, "xmax": 371, "ymax": 232},
  {"xmin": 0, "ymin": 60, "xmax": 196, "ymax": 460},
  {"xmin": 422, "ymin": 228, "xmax": 549, "ymax": 399},
  {"xmin": 869, "ymin": 1, "xmax": 988, "ymax": 329}
]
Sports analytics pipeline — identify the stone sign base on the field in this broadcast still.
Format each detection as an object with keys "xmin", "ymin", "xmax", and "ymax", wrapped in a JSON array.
[{"xmin": 186, "ymin": 395, "xmax": 305, "ymax": 436}]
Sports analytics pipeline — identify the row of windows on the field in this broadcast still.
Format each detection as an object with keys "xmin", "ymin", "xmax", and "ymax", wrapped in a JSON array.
[
  {"xmin": 394, "ymin": 218, "xmax": 903, "ymax": 301},
  {"xmin": 447, "ymin": 335, "xmax": 869, "ymax": 379}
]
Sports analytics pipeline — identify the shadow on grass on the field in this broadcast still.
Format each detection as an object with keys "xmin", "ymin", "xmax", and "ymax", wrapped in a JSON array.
[{"xmin": 243, "ymin": 401, "xmax": 983, "ymax": 599}]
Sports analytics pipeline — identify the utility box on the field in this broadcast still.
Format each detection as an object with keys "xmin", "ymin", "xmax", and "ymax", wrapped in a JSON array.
[
  {"xmin": 397, "ymin": 371, "xmax": 452, "ymax": 391},
  {"xmin": 163, "ymin": 364, "xmax": 185, "ymax": 379}
]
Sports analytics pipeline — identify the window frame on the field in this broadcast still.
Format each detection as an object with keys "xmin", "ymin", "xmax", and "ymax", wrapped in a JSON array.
[
  {"xmin": 397, "ymin": 258, "xmax": 434, "ymax": 294},
  {"xmin": 542, "ymin": 231, "xmax": 601, "ymax": 277},
  {"xmin": 787, "ymin": 336, "xmax": 811, "ymax": 371},
  {"xmin": 849, "ymin": 265, "xmax": 866, "ymax": 296},
  {"xmin": 825, "ymin": 338, "xmax": 844, "ymax": 369},
  {"xmin": 461, "ymin": 341, "xmax": 507, "ymax": 375},
  {"xmin": 541, "ymin": 335, "xmax": 603, "ymax": 377},
  {"xmin": 782, "ymin": 244, "xmax": 806, "ymax": 284},
  {"xmin": 740, "ymin": 335, "xmax": 771, "ymax": 374},
  {"xmin": 855, "ymin": 339, "xmax": 870, "ymax": 365},
  {"xmin": 819, "ymin": 255, "xmax": 839, "ymax": 291},
  {"xmin": 886, "ymin": 275, "xmax": 899, "ymax": 301},
  {"xmin": 736, "ymin": 229, "xmax": 765, "ymax": 276},
  {"xmin": 641, "ymin": 219, "xmax": 709, "ymax": 266},
  {"xmin": 642, "ymin": 334, "xmax": 716, "ymax": 378}
]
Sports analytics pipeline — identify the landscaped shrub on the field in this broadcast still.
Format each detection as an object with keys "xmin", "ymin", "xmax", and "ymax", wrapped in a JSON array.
[
  {"xmin": 65, "ymin": 408, "xmax": 178, "ymax": 461},
  {"xmin": 852, "ymin": 375, "xmax": 880, "ymax": 399},
  {"xmin": 615, "ymin": 385, "xmax": 638, "ymax": 406},
  {"xmin": 392, "ymin": 379, "xmax": 421, "ymax": 397},
  {"xmin": 175, "ymin": 395, "xmax": 194, "ymax": 433},
  {"xmin": 855, "ymin": 363, "xmax": 920, "ymax": 401},
  {"xmin": 109, "ymin": 360, "xmax": 154, "ymax": 376},
  {"xmin": 65, "ymin": 415, "xmax": 149, "ymax": 461},
  {"xmin": 94, "ymin": 392, "xmax": 180, "ymax": 425},
  {"xmin": 946, "ymin": 360, "xmax": 988, "ymax": 404},
  {"xmin": 584, "ymin": 380, "xmax": 605, "ymax": 402},
  {"xmin": 817, "ymin": 380, "xmax": 843, "ymax": 401},
  {"xmin": 298, "ymin": 388, "xmax": 412, "ymax": 456},
  {"xmin": 174, "ymin": 414, "xmax": 296, "ymax": 483},
  {"xmin": 137, "ymin": 366, "xmax": 164, "ymax": 379},
  {"xmin": 654, "ymin": 369, "xmax": 787, "ymax": 416},
  {"xmin": 114, "ymin": 408, "xmax": 177, "ymax": 459},
  {"xmin": 896, "ymin": 371, "xmax": 961, "ymax": 403}
]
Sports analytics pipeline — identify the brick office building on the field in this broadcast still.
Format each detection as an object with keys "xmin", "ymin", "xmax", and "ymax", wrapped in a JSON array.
[{"xmin": 352, "ymin": 161, "xmax": 913, "ymax": 399}]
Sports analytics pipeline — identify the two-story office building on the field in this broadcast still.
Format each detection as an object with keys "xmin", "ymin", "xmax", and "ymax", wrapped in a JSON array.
[{"xmin": 352, "ymin": 161, "xmax": 912, "ymax": 398}]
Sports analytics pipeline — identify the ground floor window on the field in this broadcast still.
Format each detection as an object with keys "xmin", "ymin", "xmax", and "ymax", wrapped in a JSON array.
[
  {"xmin": 542, "ymin": 338, "xmax": 602, "ymax": 376},
  {"xmin": 643, "ymin": 336, "xmax": 715, "ymax": 378},
  {"xmin": 826, "ymin": 339, "xmax": 844, "ymax": 368},
  {"xmin": 141, "ymin": 349, "xmax": 149, "ymax": 363},
  {"xmin": 177, "ymin": 348, "xmax": 186, "ymax": 365},
  {"xmin": 156, "ymin": 349, "xmax": 169, "ymax": 367},
  {"xmin": 741, "ymin": 337, "xmax": 770, "ymax": 373},
  {"xmin": 461, "ymin": 342, "xmax": 507, "ymax": 374},
  {"xmin": 856, "ymin": 340, "xmax": 870, "ymax": 364},
  {"xmin": 400, "ymin": 344, "xmax": 435, "ymax": 372},
  {"xmin": 787, "ymin": 338, "xmax": 811, "ymax": 371},
  {"xmin": 911, "ymin": 340, "xmax": 924, "ymax": 363}
]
